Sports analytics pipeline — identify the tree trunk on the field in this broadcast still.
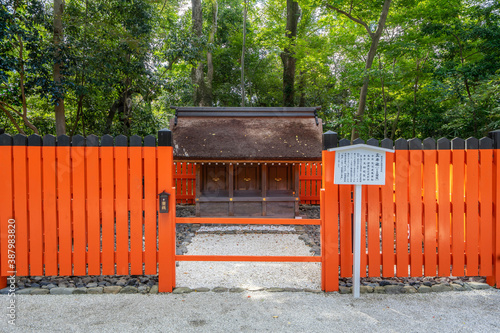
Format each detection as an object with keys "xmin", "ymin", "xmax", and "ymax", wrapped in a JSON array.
[
  {"xmin": 380, "ymin": 59, "xmax": 388, "ymax": 138},
  {"xmin": 281, "ymin": 0, "xmax": 300, "ymax": 107},
  {"xmin": 191, "ymin": 0, "xmax": 215, "ymax": 107},
  {"xmin": 54, "ymin": 0, "xmax": 66, "ymax": 136},
  {"xmin": 205, "ymin": 0, "xmax": 217, "ymax": 106},
  {"xmin": 349, "ymin": 0, "xmax": 392, "ymax": 140},
  {"xmin": 391, "ymin": 104, "xmax": 401, "ymax": 141},
  {"xmin": 241, "ymin": 0, "xmax": 247, "ymax": 106}
]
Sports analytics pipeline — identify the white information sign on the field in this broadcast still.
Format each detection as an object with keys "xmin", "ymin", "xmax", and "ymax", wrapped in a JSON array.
[
  {"xmin": 328, "ymin": 144, "xmax": 394, "ymax": 298},
  {"xmin": 334, "ymin": 150, "xmax": 385, "ymax": 185}
]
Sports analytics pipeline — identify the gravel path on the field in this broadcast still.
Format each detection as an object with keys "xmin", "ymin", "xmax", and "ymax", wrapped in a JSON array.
[
  {"xmin": 2, "ymin": 290, "xmax": 500, "ymax": 332},
  {"xmin": 176, "ymin": 233, "xmax": 321, "ymax": 289}
]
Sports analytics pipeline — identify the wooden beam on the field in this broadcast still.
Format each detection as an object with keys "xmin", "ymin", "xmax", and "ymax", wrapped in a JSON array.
[{"xmin": 176, "ymin": 217, "xmax": 321, "ymax": 225}]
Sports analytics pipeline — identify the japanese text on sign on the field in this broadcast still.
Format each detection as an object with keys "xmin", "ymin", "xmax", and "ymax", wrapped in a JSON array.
[{"xmin": 334, "ymin": 151, "xmax": 386, "ymax": 185}]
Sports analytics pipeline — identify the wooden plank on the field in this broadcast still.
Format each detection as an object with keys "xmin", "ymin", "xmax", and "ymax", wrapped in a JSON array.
[
  {"xmin": 157, "ymin": 144, "xmax": 174, "ymax": 292},
  {"xmin": 451, "ymin": 149, "xmax": 465, "ymax": 276},
  {"xmin": 294, "ymin": 164, "xmax": 300, "ymax": 216},
  {"xmin": 176, "ymin": 255, "xmax": 322, "ymax": 262},
  {"xmin": 487, "ymin": 148, "xmax": 500, "ymax": 287},
  {"xmin": 320, "ymin": 188, "xmax": 326, "ymax": 290},
  {"xmin": 262, "ymin": 164, "xmax": 267, "ymax": 216},
  {"xmin": 339, "ymin": 184, "xmax": 352, "ymax": 277},
  {"xmin": 85, "ymin": 144, "xmax": 100, "ymax": 275},
  {"xmin": 409, "ymin": 150, "xmax": 423, "ymax": 277},
  {"xmin": 195, "ymin": 164, "xmax": 201, "ymax": 217},
  {"xmin": 13, "ymin": 143, "xmax": 29, "ymax": 276},
  {"xmin": 479, "ymin": 149, "xmax": 493, "ymax": 276},
  {"xmin": 395, "ymin": 150, "xmax": 409, "ymax": 276},
  {"xmin": 71, "ymin": 142, "xmax": 87, "ymax": 276},
  {"xmin": 228, "ymin": 164, "xmax": 234, "ymax": 216},
  {"xmin": 395, "ymin": 150, "xmax": 409, "ymax": 277},
  {"xmin": 465, "ymin": 149, "xmax": 479, "ymax": 276},
  {"xmin": 381, "ymin": 152, "xmax": 395, "ymax": 277},
  {"xmin": 360, "ymin": 185, "xmax": 367, "ymax": 275},
  {"xmin": 115, "ymin": 145, "xmax": 129, "ymax": 275},
  {"xmin": 437, "ymin": 150, "xmax": 451, "ymax": 276},
  {"xmin": 176, "ymin": 217, "xmax": 322, "ymax": 225},
  {"xmin": 367, "ymin": 184, "xmax": 380, "ymax": 277},
  {"xmin": 100, "ymin": 145, "xmax": 115, "ymax": 275},
  {"xmin": 423, "ymin": 150, "xmax": 437, "ymax": 276},
  {"xmin": 187, "ymin": 163, "xmax": 194, "ymax": 204},
  {"xmin": 56, "ymin": 140, "xmax": 72, "ymax": 276},
  {"xmin": 27, "ymin": 142, "xmax": 43, "ymax": 276},
  {"xmin": 0, "ymin": 142, "xmax": 13, "ymax": 276},
  {"xmin": 129, "ymin": 146, "xmax": 143, "ymax": 275},
  {"xmin": 144, "ymin": 146, "xmax": 157, "ymax": 275}
]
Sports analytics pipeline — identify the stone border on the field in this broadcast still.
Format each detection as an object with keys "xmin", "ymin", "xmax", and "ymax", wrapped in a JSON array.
[{"xmin": 4, "ymin": 282, "xmax": 492, "ymax": 295}]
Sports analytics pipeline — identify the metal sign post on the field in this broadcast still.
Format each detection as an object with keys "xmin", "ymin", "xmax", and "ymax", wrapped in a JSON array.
[{"xmin": 329, "ymin": 144, "xmax": 394, "ymax": 298}]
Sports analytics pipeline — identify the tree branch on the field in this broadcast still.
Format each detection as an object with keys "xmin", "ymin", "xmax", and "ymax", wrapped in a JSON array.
[
  {"xmin": 324, "ymin": 3, "xmax": 374, "ymax": 37},
  {"xmin": 0, "ymin": 104, "xmax": 25, "ymax": 134}
]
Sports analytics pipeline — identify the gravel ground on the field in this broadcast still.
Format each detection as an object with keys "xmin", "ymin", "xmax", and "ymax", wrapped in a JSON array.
[
  {"xmin": 176, "ymin": 233, "xmax": 321, "ymax": 289},
  {"xmin": 1, "ymin": 290, "xmax": 499, "ymax": 332}
]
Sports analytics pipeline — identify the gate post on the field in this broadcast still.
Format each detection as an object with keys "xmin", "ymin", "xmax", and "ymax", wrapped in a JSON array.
[
  {"xmin": 487, "ymin": 130, "xmax": 500, "ymax": 288},
  {"xmin": 322, "ymin": 131, "xmax": 339, "ymax": 291},
  {"xmin": 158, "ymin": 129, "xmax": 175, "ymax": 292}
]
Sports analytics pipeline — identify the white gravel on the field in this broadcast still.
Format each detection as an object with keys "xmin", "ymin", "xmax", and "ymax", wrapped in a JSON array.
[
  {"xmin": 176, "ymin": 233, "xmax": 321, "ymax": 289},
  {"xmin": 3, "ymin": 290, "xmax": 500, "ymax": 332}
]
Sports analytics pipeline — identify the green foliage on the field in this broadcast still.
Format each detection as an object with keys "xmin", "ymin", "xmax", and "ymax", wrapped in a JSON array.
[{"xmin": 0, "ymin": 0, "xmax": 498, "ymax": 139}]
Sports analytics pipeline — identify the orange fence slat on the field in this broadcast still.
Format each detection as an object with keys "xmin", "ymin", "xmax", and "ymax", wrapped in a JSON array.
[
  {"xmin": 339, "ymin": 184, "xmax": 352, "ymax": 277},
  {"xmin": 381, "ymin": 152, "xmax": 395, "ymax": 277},
  {"xmin": 0, "ymin": 145, "xmax": 13, "ymax": 276},
  {"xmin": 100, "ymin": 146, "xmax": 115, "ymax": 275},
  {"xmin": 409, "ymin": 150, "xmax": 423, "ymax": 277},
  {"xmin": 115, "ymin": 146, "xmax": 129, "ymax": 275},
  {"xmin": 451, "ymin": 149, "xmax": 465, "ymax": 276},
  {"xmin": 423, "ymin": 149, "xmax": 437, "ymax": 276},
  {"xmin": 488, "ymin": 149, "xmax": 500, "ymax": 287},
  {"xmin": 158, "ymin": 146, "xmax": 174, "ymax": 292},
  {"xmin": 86, "ymin": 145, "xmax": 100, "ymax": 275},
  {"xmin": 72, "ymin": 145, "xmax": 87, "ymax": 276},
  {"xmin": 479, "ymin": 149, "xmax": 493, "ymax": 276},
  {"xmin": 27, "ymin": 145, "xmax": 43, "ymax": 276},
  {"xmin": 465, "ymin": 149, "xmax": 479, "ymax": 276},
  {"xmin": 437, "ymin": 150, "xmax": 451, "ymax": 276},
  {"xmin": 367, "ymin": 185, "xmax": 380, "ymax": 277},
  {"xmin": 360, "ymin": 186, "xmax": 367, "ymax": 275},
  {"xmin": 13, "ymin": 145, "xmax": 29, "ymax": 276},
  {"xmin": 144, "ymin": 146, "xmax": 157, "ymax": 275},
  {"xmin": 130, "ymin": 146, "xmax": 143, "ymax": 275},
  {"xmin": 322, "ymin": 151, "xmax": 339, "ymax": 291},
  {"xmin": 42, "ymin": 145, "xmax": 58, "ymax": 276},
  {"xmin": 395, "ymin": 150, "xmax": 409, "ymax": 277},
  {"xmin": 56, "ymin": 144, "xmax": 72, "ymax": 276}
]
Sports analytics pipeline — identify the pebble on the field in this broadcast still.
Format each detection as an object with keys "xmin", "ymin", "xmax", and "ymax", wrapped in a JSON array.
[
  {"xmin": 103, "ymin": 286, "xmax": 122, "ymax": 294},
  {"xmin": 87, "ymin": 287, "xmax": 103, "ymax": 294},
  {"xmin": 467, "ymin": 282, "xmax": 490, "ymax": 290},
  {"xmin": 119, "ymin": 286, "xmax": 138, "ymax": 294},
  {"xmin": 173, "ymin": 287, "xmax": 192, "ymax": 294},
  {"xmin": 50, "ymin": 288, "xmax": 76, "ymax": 295}
]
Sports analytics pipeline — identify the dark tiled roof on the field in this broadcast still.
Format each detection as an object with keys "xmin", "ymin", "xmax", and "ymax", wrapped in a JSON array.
[{"xmin": 170, "ymin": 107, "xmax": 323, "ymax": 161}]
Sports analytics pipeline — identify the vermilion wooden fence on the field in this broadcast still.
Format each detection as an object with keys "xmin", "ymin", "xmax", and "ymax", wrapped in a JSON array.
[
  {"xmin": 173, "ymin": 162, "xmax": 322, "ymax": 204},
  {"xmin": 321, "ymin": 134, "xmax": 500, "ymax": 290},
  {"xmin": 0, "ymin": 130, "xmax": 499, "ymax": 292}
]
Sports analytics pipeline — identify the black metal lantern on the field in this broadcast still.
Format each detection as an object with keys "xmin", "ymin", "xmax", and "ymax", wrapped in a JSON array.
[{"xmin": 158, "ymin": 191, "xmax": 170, "ymax": 213}]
